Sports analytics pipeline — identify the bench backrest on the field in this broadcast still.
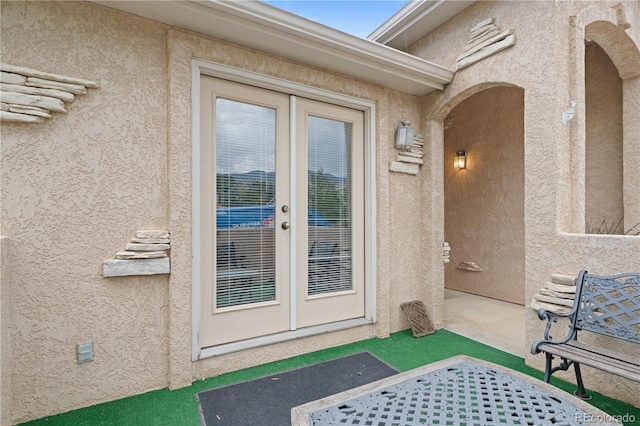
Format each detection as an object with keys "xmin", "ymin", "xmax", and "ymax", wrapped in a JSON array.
[{"xmin": 574, "ymin": 271, "xmax": 640, "ymax": 343}]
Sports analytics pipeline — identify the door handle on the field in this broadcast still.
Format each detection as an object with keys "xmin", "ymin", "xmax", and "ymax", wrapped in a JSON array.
[{"xmin": 281, "ymin": 221, "xmax": 291, "ymax": 230}]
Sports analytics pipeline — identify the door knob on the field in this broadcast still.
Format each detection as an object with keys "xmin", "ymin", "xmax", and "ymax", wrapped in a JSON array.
[{"xmin": 281, "ymin": 221, "xmax": 291, "ymax": 230}]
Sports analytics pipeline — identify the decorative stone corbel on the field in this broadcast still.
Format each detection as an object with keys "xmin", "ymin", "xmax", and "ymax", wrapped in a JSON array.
[
  {"xmin": 103, "ymin": 230, "xmax": 171, "ymax": 277},
  {"xmin": 455, "ymin": 19, "xmax": 515, "ymax": 71},
  {"xmin": 0, "ymin": 63, "xmax": 98, "ymax": 123}
]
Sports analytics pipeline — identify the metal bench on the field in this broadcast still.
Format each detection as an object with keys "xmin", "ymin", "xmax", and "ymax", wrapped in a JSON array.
[{"xmin": 531, "ymin": 270, "xmax": 640, "ymax": 399}]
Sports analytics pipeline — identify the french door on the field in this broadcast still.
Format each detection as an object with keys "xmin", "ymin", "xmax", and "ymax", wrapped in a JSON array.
[{"xmin": 200, "ymin": 76, "xmax": 365, "ymax": 348}]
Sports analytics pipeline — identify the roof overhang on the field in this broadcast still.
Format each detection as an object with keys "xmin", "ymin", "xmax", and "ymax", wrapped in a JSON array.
[
  {"xmin": 369, "ymin": 0, "xmax": 476, "ymax": 51},
  {"xmin": 88, "ymin": 0, "xmax": 454, "ymax": 96}
]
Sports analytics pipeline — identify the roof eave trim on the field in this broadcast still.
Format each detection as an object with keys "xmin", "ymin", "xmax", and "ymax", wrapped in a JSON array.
[
  {"xmin": 89, "ymin": 0, "xmax": 453, "ymax": 96},
  {"xmin": 219, "ymin": 1, "xmax": 453, "ymax": 82},
  {"xmin": 369, "ymin": 0, "xmax": 477, "ymax": 51},
  {"xmin": 368, "ymin": 0, "xmax": 443, "ymax": 42}
]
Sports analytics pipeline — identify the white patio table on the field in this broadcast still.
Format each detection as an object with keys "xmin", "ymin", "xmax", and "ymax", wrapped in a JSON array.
[{"xmin": 291, "ymin": 355, "xmax": 622, "ymax": 425}]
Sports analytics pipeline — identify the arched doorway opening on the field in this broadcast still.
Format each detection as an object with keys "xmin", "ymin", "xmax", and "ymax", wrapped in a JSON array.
[{"xmin": 442, "ymin": 85, "xmax": 525, "ymax": 356}]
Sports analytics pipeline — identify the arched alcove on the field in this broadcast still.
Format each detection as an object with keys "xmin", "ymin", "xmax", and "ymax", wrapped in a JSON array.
[
  {"xmin": 443, "ymin": 85, "xmax": 525, "ymax": 304},
  {"xmin": 585, "ymin": 41, "xmax": 624, "ymax": 233},
  {"xmin": 432, "ymin": 84, "xmax": 526, "ymax": 357},
  {"xmin": 585, "ymin": 21, "xmax": 640, "ymax": 80},
  {"xmin": 580, "ymin": 19, "xmax": 640, "ymax": 235}
]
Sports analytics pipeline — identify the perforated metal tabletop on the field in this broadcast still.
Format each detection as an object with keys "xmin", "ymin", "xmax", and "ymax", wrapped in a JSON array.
[{"xmin": 291, "ymin": 356, "xmax": 621, "ymax": 426}]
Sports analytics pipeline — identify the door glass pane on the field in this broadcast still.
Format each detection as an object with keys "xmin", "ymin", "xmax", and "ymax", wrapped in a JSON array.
[
  {"xmin": 215, "ymin": 98, "xmax": 276, "ymax": 308},
  {"xmin": 307, "ymin": 116, "xmax": 352, "ymax": 295}
]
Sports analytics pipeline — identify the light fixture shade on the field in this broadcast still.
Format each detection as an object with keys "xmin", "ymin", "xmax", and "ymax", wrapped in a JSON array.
[
  {"xmin": 394, "ymin": 120, "xmax": 414, "ymax": 150},
  {"xmin": 454, "ymin": 150, "xmax": 467, "ymax": 169}
]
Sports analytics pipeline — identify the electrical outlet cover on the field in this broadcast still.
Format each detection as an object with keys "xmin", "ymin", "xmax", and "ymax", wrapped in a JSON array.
[{"xmin": 77, "ymin": 341, "xmax": 94, "ymax": 363}]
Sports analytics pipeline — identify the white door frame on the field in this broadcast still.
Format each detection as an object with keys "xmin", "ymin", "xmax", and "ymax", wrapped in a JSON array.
[{"xmin": 191, "ymin": 59, "xmax": 377, "ymax": 360}]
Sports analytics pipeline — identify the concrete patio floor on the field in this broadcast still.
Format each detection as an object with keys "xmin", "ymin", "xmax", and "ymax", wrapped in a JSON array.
[{"xmin": 445, "ymin": 288, "xmax": 526, "ymax": 357}]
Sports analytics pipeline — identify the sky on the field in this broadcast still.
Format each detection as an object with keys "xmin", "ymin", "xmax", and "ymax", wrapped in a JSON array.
[{"xmin": 262, "ymin": 1, "xmax": 411, "ymax": 38}]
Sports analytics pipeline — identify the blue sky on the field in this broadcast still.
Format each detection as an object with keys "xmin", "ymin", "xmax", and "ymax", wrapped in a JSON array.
[{"xmin": 262, "ymin": 1, "xmax": 411, "ymax": 38}]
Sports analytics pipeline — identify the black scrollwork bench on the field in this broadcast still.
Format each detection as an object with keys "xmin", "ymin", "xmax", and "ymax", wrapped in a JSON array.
[{"xmin": 531, "ymin": 270, "xmax": 640, "ymax": 399}]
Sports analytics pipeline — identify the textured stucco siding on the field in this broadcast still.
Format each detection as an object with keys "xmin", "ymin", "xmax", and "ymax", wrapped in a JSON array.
[
  {"xmin": 1, "ymin": 1, "xmax": 171, "ymax": 422},
  {"xmin": 1, "ymin": 237, "xmax": 12, "ymax": 426},
  {"xmin": 413, "ymin": 0, "xmax": 640, "ymax": 406},
  {"xmin": 0, "ymin": 1, "xmax": 428, "ymax": 422},
  {"xmin": 2, "ymin": 0, "xmax": 639, "ymax": 422},
  {"xmin": 385, "ymin": 91, "xmax": 434, "ymax": 333}
]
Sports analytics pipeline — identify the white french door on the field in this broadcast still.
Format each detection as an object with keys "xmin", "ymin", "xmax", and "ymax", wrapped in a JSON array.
[
  {"xmin": 295, "ymin": 98, "xmax": 365, "ymax": 328},
  {"xmin": 200, "ymin": 77, "xmax": 290, "ymax": 347},
  {"xmin": 200, "ymin": 76, "xmax": 364, "ymax": 348}
]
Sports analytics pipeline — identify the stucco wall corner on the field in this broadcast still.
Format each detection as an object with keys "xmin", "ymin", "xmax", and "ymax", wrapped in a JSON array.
[
  {"xmin": 384, "ymin": 91, "xmax": 430, "ymax": 334},
  {"xmin": 1, "ymin": 236, "xmax": 13, "ymax": 426},
  {"xmin": 395, "ymin": 0, "xmax": 640, "ymax": 407},
  {"xmin": 167, "ymin": 29, "xmax": 196, "ymax": 390},
  {"xmin": 622, "ymin": 77, "xmax": 640, "ymax": 229},
  {"xmin": 422, "ymin": 119, "xmax": 446, "ymax": 329},
  {"xmin": 374, "ymin": 89, "xmax": 392, "ymax": 339}
]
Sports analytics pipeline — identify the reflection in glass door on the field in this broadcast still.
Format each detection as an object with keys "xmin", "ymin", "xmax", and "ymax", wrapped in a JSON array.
[
  {"xmin": 200, "ymin": 77, "xmax": 290, "ymax": 348},
  {"xmin": 306, "ymin": 115, "xmax": 353, "ymax": 296},
  {"xmin": 215, "ymin": 98, "xmax": 277, "ymax": 309},
  {"xmin": 296, "ymin": 98, "xmax": 365, "ymax": 329}
]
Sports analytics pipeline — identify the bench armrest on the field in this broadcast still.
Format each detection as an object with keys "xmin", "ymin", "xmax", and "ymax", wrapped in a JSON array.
[
  {"xmin": 530, "ymin": 307, "xmax": 578, "ymax": 355},
  {"xmin": 531, "ymin": 270, "xmax": 588, "ymax": 355},
  {"xmin": 536, "ymin": 307, "xmax": 574, "ymax": 322}
]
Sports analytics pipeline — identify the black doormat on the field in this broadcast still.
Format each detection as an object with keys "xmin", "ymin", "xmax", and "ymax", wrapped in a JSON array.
[{"xmin": 196, "ymin": 351, "xmax": 398, "ymax": 426}]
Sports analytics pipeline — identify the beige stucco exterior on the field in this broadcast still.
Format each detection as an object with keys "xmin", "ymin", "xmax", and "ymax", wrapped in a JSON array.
[
  {"xmin": 1, "ymin": 0, "xmax": 639, "ymax": 423},
  {"xmin": 411, "ymin": 0, "xmax": 640, "ymax": 409}
]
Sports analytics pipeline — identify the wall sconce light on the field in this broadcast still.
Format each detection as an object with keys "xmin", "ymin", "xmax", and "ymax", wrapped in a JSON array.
[
  {"xmin": 394, "ymin": 120, "xmax": 414, "ymax": 151},
  {"xmin": 454, "ymin": 150, "xmax": 467, "ymax": 169}
]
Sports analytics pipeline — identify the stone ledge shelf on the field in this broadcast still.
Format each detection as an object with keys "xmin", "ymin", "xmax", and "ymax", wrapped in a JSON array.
[
  {"xmin": 0, "ymin": 63, "xmax": 98, "ymax": 124},
  {"xmin": 103, "ymin": 230, "xmax": 171, "ymax": 277},
  {"xmin": 103, "ymin": 258, "xmax": 170, "ymax": 278}
]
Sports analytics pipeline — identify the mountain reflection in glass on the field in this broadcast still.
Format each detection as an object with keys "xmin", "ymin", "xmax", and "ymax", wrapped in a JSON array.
[
  {"xmin": 214, "ymin": 98, "xmax": 276, "ymax": 308},
  {"xmin": 307, "ymin": 115, "xmax": 352, "ymax": 296}
]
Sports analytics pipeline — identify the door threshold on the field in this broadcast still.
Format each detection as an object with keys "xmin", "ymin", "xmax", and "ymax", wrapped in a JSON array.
[{"xmin": 197, "ymin": 317, "xmax": 373, "ymax": 359}]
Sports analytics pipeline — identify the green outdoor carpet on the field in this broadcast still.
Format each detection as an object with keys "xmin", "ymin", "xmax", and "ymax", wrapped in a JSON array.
[{"xmin": 20, "ymin": 329, "xmax": 640, "ymax": 426}]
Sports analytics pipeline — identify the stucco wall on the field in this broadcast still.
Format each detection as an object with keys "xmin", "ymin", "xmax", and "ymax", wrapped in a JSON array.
[
  {"xmin": 413, "ymin": 0, "xmax": 640, "ymax": 406},
  {"xmin": 0, "ymin": 1, "xmax": 429, "ymax": 422},
  {"xmin": 1, "ymin": 1, "xmax": 171, "ymax": 422},
  {"xmin": 444, "ymin": 86, "xmax": 525, "ymax": 304},
  {"xmin": 1, "ymin": 237, "xmax": 12, "ymax": 425},
  {"xmin": 3, "ymin": 0, "xmax": 639, "ymax": 421},
  {"xmin": 385, "ymin": 92, "xmax": 435, "ymax": 332}
]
